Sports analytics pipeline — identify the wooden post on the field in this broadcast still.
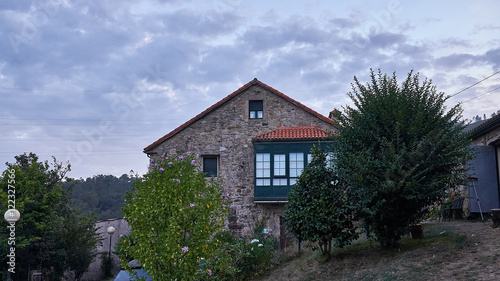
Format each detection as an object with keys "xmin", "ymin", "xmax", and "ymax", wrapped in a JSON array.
[
  {"xmin": 491, "ymin": 209, "xmax": 500, "ymax": 226},
  {"xmin": 409, "ymin": 224, "xmax": 424, "ymax": 239}
]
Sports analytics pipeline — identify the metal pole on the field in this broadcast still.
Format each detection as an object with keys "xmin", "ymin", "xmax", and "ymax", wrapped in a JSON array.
[
  {"xmin": 109, "ymin": 234, "xmax": 112, "ymax": 257},
  {"xmin": 469, "ymin": 177, "xmax": 484, "ymax": 221}
]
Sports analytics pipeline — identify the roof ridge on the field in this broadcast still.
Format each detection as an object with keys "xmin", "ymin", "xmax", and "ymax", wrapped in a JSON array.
[{"xmin": 144, "ymin": 79, "xmax": 334, "ymax": 152}]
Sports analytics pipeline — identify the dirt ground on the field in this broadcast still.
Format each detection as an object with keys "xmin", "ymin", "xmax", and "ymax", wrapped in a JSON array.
[
  {"xmin": 431, "ymin": 220, "xmax": 500, "ymax": 280},
  {"xmin": 256, "ymin": 219, "xmax": 500, "ymax": 281}
]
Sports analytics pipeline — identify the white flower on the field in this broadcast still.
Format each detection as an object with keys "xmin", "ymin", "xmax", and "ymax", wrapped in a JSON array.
[
  {"xmin": 258, "ymin": 244, "xmax": 263, "ymax": 247},
  {"xmin": 250, "ymin": 239, "xmax": 259, "ymax": 244}
]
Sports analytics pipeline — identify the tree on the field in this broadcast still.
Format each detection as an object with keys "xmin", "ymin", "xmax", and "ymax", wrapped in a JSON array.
[
  {"xmin": 285, "ymin": 146, "xmax": 358, "ymax": 256},
  {"xmin": 0, "ymin": 153, "xmax": 101, "ymax": 280},
  {"xmin": 335, "ymin": 70, "xmax": 473, "ymax": 248},
  {"xmin": 121, "ymin": 154, "xmax": 230, "ymax": 280},
  {"xmin": 64, "ymin": 173, "xmax": 138, "ymax": 220}
]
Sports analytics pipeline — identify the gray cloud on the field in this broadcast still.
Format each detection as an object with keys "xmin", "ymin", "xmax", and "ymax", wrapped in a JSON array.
[{"xmin": 1, "ymin": 0, "xmax": 499, "ymax": 177}]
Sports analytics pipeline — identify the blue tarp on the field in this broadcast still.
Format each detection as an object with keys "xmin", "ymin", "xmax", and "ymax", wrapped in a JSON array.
[
  {"xmin": 114, "ymin": 261, "xmax": 152, "ymax": 281},
  {"xmin": 114, "ymin": 269, "xmax": 153, "ymax": 281}
]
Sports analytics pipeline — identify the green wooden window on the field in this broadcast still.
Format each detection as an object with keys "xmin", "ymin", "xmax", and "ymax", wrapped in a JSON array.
[
  {"xmin": 289, "ymin": 153, "xmax": 304, "ymax": 185},
  {"xmin": 255, "ymin": 153, "xmax": 270, "ymax": 186},
  {"xmin": 253, "ymin": 141, "xmax": 331, "ymax": 202}
]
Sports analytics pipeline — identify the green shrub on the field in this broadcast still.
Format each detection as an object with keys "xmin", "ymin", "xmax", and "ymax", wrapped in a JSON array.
[
  {"xmin": 121, "ymin": 154, "xmax": 230, "ymax": 280},
  {"xmin": 208, "ymin": 221, "xmax": 279, "ymax": 280}
]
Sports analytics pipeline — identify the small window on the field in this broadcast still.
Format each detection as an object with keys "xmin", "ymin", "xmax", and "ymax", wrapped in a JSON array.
[
  {"xmin": 203, "ymin": 157, "xmax": 218, "ymax": 177},
  {"xmin": 249, "ymin": 100, "xmax": 263, "ymax": 119}
]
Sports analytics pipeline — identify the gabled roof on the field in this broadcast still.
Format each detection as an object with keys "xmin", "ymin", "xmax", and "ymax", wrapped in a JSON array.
[
  {"xmin": 144, "ymin": 78, "xmax": 335, "ymax": 153},
  {"xmin": 252, "ymin": 126, "xmax": 332, "ymax": 141}
]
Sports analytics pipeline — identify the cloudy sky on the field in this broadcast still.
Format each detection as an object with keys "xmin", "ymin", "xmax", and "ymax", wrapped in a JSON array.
[{"xmin": 1, "ymin": 0, "xmax": 499, "ymax": 179}]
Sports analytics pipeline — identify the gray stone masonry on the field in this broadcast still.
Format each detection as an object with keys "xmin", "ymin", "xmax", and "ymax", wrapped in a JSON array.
[{"xmin": 147, "ymin": 83, "xmax": 335, "ymax": 238}]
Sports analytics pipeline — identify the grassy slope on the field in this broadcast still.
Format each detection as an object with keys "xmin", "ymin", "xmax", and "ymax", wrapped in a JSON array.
[{"xmin": 255, "ymin": 220, "xmax": 500, "ymax": 281}]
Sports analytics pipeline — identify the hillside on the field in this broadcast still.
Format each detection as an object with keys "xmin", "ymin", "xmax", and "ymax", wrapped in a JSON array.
[
  {"xmin": 64, "ymin": 174, "xmax": 138, "ymax": 220},
  {"xmin": 256, "ymin": 220, "xmax": 500, "ymax": 281}
]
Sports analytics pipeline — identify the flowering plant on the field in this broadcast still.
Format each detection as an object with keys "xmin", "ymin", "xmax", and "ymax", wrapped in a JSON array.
[{"xmin": 121, "ymin": 154, "xmax": 230, "ymax": 280}]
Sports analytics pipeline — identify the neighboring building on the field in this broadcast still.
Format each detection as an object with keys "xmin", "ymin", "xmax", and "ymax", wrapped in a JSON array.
[
  {"xmin": 467, "ymin": 114, "xmax": 500, "ymax": 216},
  {"xmin": 143, "ymin": 78, "xmax": 335, "ymax": 241},
  {"xmin": 81, "ymin": 218, "xmax": 130, "ymax": 281}
]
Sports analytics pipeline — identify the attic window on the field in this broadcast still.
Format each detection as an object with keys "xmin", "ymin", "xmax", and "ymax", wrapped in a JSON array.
[{"xmin": 249, "ymin": 100, "xmax": 263, "ymax": 119}]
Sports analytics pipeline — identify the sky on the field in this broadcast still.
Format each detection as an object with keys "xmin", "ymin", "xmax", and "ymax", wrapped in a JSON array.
[{"xmin": 1, "ymin": 0, "xmax": 499, "ymax": 179}]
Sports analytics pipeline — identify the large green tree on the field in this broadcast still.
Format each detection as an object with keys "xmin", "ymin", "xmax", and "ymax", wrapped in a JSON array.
[
  {"xmin": 335, "ymin": 70, "xmax": 472, "ymax": 248},
  {"xmin": 285, "ymin": 146, "xmax": 358, "ymax": 256},
  {"xmin": 64, "ymin": 173, "xmax": 138, "ymax": 220},
  {"xmin": 0, "ymin": 153, "xmax": 101, "ymax": 280},
  {"xmin": 121, "ymin": 154, "xmax": 230, "ymax": 280}
]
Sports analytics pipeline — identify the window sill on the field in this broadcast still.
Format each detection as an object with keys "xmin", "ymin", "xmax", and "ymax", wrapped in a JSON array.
[{"xmin": 254, "ymin": 200, "xmax": 287, "ymax": 204}]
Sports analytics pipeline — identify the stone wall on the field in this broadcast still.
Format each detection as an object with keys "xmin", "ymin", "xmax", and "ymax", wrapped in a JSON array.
[{"xmin": 147, "ymin": 83, "xmax": 335, "ymax": 238}]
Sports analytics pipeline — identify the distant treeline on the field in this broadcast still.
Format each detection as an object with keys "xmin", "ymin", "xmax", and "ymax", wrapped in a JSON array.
[{"xmin": 64, "ymin": 174, "xmax": 138, "ymax": 221}]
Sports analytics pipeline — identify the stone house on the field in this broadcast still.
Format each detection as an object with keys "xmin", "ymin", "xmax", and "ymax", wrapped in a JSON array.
[
  {"xmin": 467, "ymin": 114, "xmax": 500, "ymax": 216},
  {"xmin": 143, "ymin": 78, "xmax": 335, "ymax": 242}
]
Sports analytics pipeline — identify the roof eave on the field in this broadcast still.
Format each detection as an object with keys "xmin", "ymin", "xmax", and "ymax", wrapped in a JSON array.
[
  {"xmin": 144, "ymin": 78, "xmax": 336, "ymax": 153},
  {"xmin": 470, "ymin": 115, "xmax": 500, "ymax": 139}
]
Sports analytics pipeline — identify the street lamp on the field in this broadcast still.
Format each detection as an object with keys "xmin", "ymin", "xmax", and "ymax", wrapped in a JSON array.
[
  {"xmin": 4, "ymin": 209, "xmax": 20, "ymax": 281},
  {"xmin": 107, "ymin": 226, "xmax": 116, "ymax": 257}
]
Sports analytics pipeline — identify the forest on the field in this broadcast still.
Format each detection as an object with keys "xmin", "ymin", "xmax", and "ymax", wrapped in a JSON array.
[{"xmin": 64, "ymin": 174, "xmax": 138, "ymax": 221}]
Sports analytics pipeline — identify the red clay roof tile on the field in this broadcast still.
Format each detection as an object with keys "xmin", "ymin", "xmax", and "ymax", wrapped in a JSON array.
[{"xmin": 252, "ymin": 126, "xmax": 332, "ymax": 141}]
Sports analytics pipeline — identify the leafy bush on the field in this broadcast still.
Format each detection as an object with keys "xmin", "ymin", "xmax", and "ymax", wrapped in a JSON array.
[
  {"xmin": 335, "ymin": 69, "xmax": 473, "ymax": 248},
  {"xmin": 285, "ymin": 146, "xmax": 358, "ymax": 256},
  {"xmin": 121, "ymin": 154, "xmax": 230, "ymax": 280},
  {"xmin": 207, "ymin": 221, "xmax": 279, "ymax": 280}
]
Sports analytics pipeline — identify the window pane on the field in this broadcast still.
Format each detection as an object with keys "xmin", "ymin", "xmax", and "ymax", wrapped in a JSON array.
[
  {"xmin": 250, "ymin": 111, "xmax": 256, "ymax": 119},
  {"xmin": 256, "ymin": 179, "xmax": 270, "ymax": 186},
  {"xmin": 257, "ymin": 111, "xmax": 263, "ymax": 118},
  {"xmin": 307, "ymin": 154, "xmax": 312, "ymax": 164},
  {"xmin": 274, "ymin": 154, "xmax": 286, "ymax": 176},
  {"xmin": 256, "ymin": 153, "xmax": 270, "ymax": 180},
  {"xmin": 203, "ymin": 157, "xmax": 218, "ymax": 177},
  {"xmin": 290, "ymin": 178, "xmax": 297, "ymax": 185},
  {"xmin": 289, "ymin": 153, "xmax": 304, "ymax": 180},
  {"xmin": 273, "ymin": 178, "xmax": 287, "ymax": 186},
  {"xmin": 296, "ymin": 153, "xmax": 304, "ymax": 162},
  {"xmin": 249, "ymin": 100, "xmax": 263, "ymax": 110}
]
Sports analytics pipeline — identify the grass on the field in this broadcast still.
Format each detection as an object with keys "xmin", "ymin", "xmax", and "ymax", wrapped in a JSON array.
[{"xmin": 255, "ymin": 220, "xmax": 500, "ymax": 281}]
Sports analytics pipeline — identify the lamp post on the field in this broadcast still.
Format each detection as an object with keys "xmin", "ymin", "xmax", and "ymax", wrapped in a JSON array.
[
  {"xmin": 107, "ymin": 226, "xmax": 116, "ymax": 257},
  {"xmin": 4, "ymin": 209, "xmax": 20, "ymax": 281}
]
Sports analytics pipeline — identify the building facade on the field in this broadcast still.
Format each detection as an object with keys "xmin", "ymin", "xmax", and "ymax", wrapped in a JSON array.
[
  {"xmin": 467, "ymin": 114, "xmax": 500, "ymax": 215},
  {"xmin": 144, "ymin": 78, "xmax": 335, "ymax": 239}
]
